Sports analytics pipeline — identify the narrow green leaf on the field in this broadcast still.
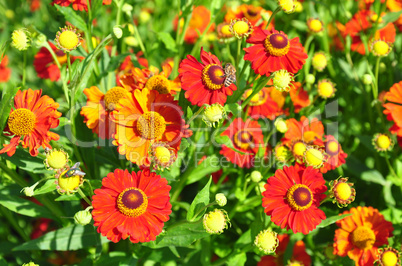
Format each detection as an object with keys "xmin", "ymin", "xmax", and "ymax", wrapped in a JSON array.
[
  {"xmin": 187, "ymin": 177, "xmax": 212, "ymax": 222},
  {"xmin": 361, "ymin": 170, "xmax": 386, "ymax": 185},
  {"xmin": 214, "ymin": 135, "xmax": 245, "ymax": 155},
  {"xmin": 0, "ymin": 192, "xmax": 54, "ymax": 219},
  {"xmin": 156, "ymin": 32, "xmax": 177, "ymax": 52},
  {"xmin": 13, "ymin": 225, "xmax": 109, "ymax": 251},
  {"xmin": 34, "ymin": 179, "xmax": 57, "ymax": 195},
  {"xmin": 55, "ymin": 194, "xmax": 81, "ymax": 201},
  {"xmin": 185, "ymin": 155, "xmax": 220, "ymax": 185},
  {"xmin": 0, "ymin": 85, "xmax": 20, "ymax": 133},
  {"xmin": 227, "ymin": 253, "xmax": 247, "ymax": 266},
  {"xmin": 0, "ymin": 148, "xmax": 51, "ymax": 174},
  {"xmin": 54, "ymin": 5, "xmax": 88, "ymax": 31},
  {"xmin": 383, "ymin": 10, "xmax": 402, "ymax": 24},
  {"xmin": 316, "ymin": 213, "xmax": 353, "ymax": 228},
  {"xmin": 186, "ymin": 106, "xmax": 194, "ymax": 120}
]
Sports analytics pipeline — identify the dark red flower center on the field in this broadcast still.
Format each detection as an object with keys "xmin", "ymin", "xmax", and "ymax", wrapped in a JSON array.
[
  {"xmin": 234, "ymin": 130, "xmax": 255, "ymax": 150},
  {"xmin": 264, "ymin": 33, "xmax": 290, "ymax": 57},
  {"xmin": 117, "ymin": 187, "xmax": 148, "ymax": 217},
  {"xmin": 55, "ymin": 49, "xmax": 67, "ymax": 65},
  {"xmin": 326, "ymin": 140, "xmax": 340, "ymax": 156},
  {"xmin": 286, "ymin": 184, "xmax": 313, "ymax": 211},
  {"xmin": 202, "ymin": 64, "xmax": 225, "ymax": 90},
  {"xmin": 245, "ymin": 9, "xmax": 258, "ymax": 19}
]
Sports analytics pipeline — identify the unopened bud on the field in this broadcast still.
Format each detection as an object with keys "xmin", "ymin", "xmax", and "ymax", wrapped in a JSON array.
[
  {"xmin": 250, "ymin": 170, "xmax": 262, "ymax": 183},
  {"xmin": 74, "ymin": 208, "xmax": 92, "ymax": 226},
  {"xmin": 215, "ymin": 193, "xmax": 227, "ymax": 206}
]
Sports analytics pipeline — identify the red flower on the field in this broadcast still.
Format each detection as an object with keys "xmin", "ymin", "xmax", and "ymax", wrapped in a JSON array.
[
  {"xmin": 243, "ymin": 86, "xmax": 286, "ymax": 120},
  {"xmin": 282, "ymin": 116, "xmax": 324, "ymax": 146},
  {"xmin": 224, "ymin": 4, "xmax": 274, "ymax": 30},
  {"xmin": 92, "ymin": 169, "xmax": 172, "ymax": 243},
  {"xmin": 179, "ymin": 47, "xmax": 237, "ymax": 106},
  {"xmin": 383, "ymin": 81, "xmax": 402, "ymax": 136},
  {"xmin": 220, "ymin": 118, "xmax": 264, "ymax": 168},
  {"xmin": 321, "ymin": 135, "xmax": 347, "ymax": 173},
  {"xmin": 258, "ymin": 234, "xmax": 311, "ymax": 266},
  {"xmin": 289, "ymin": 82, "xmax": 311, "ymax": 113},
  {"xmin": 51, "ymin": 0, "xmax": 112, "ymax": 12},
  {"xmin": 0, "ymin": 55, "xmax": 11, "ymax": 83},
  {"xmin": 262, "ymin": 165, "xmax": 327, "ymax": 234},
  {"xmin": 0, "ymin": 89, "xmax": 61, "ymax": 156},
  {"xmin": 244, "ymin": 27, "xmax": 307, "ymax": 76}
]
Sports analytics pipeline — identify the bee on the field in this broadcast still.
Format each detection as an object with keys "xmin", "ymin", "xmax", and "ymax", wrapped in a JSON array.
[
  {"xmin": 223, "ymin": 63, "xmax": 237, "ymax": 87},
  {"xmin": 64, "ymin": 162, "xmax": 86, "ymax": 178}
]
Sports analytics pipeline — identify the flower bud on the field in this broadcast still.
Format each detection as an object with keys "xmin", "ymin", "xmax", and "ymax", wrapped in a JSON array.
[
  {"xmin": 306, "ymin": 74, "xmax": 315, "ymax": 84},
  {"xmin": 203, "ymin": 104, "xmax": 226, "ymax": 127},
  {"xmin": 274, "ymin": 118, "xmax": 288, "ymax": 133},
  {"xmin": 362, "ymin": 74, "xmax": 373, "ymax": 85},
  {"xmin": 22, "ymin": 262, "xmax": 39, "ymax": 266},
  {"xmin": 250, "ymin": 170, "xmax": 262, "ymax": 183},
  {"xmin": 215, "ymin": 193, "xmax": 227, "ymax": 206},
  {"xmin": 203, "ymin": 209, "xmax": 230, "ymax": 234},
  {"xmin": 11, "ymin": 28, "xmax": 30, "ymax": 51},
  {"xmin": 254, "ymin": 229, "xmax": 279, "ymax": 254},
  {"xmin": 74, "ymin": 209, "xmax": 92, "ymax": 226},
  {"xmin": 33, "ymin": 33, "xmax": 47, "ymax": 48},
  {"xmin": 113, "ymin": 26, "xmax": 123, "ymax": 39}
]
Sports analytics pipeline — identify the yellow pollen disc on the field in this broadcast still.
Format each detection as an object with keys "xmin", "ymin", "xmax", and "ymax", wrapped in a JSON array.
[
  {"xmin": 117, "ymin": 187, "xmax": 148, "ymax": 217},
  {"xmin": 58, "ymin": 170, "xmax": 82, "ymax": 193},
  {"xmin": 59, "ymin": 30, "xmax": 79, "ymax": 50},
  {"xmin": 255, "ymin": 230, "xmax": 279, "ymax": 253},
  {"xmin": 202, "ymin": 64, "xmax": 225, "ymax": 90},
  {"xmin": 305, "ymin": 148, "xmax": 324, "ymax": 167},
  {"xmin": 377, "ymin": 135, "xmax": 391, "ymax": 149},
  {"xmin": 203, "ymin": 209, "xmax": 227, "ymax": 234},
  {"xmin": 382, "ymin": 250, "xmax": 398, "ymax": 266},
  {"xmin": 293, "ymin": 142, "xmax": 307, "ymax": 156},
  {"xmin": 309, "ymin": 19, "xmax": 323, "ymax": 32},
  {"xmin": 335, "ymin": 182, "xmax": 352, "ymax": 201},
  {"xmin": 327, "ymin": 141, "xmax": 339, "ymax": 154},
  {"xmin": 155, "ymin": 146, "xmax": 171, "ymax": 164},
  {"xmin": 275, "ymin": 145, "xmax": 289, "ymax": 161},
  {"xmin": 278, "ymin": 0, "xmax": 295, "ymax": 12},
  {"xmin": 145, "ymin": 75, "xmax": 171, "ymax": 94},
  {"xmin": 373, "ymin": 41, "xmax": 390, "ymax": 56},
  {"xmin": 137, "ymin": 111, "xmax": 166, "ymax": 140},
  {"xmin": 104, "ymin": 87, "xmax": 127, "ymax": 111},
  {"xmin": 318, "ymin": 82, "xmax": 335, "ymax": 98},
  {"xmin": 46, "ymin": 150, "xmax": 68, "ymax": 169},
  {"xmin": 8, "ymin": 108, "xmax": 36, "ymax": 136},
  {"xmin": 273, "ymin": 70, "xmax": 293, "ymax": 91},
  {"xmin": 312, "ymin": 53, "xmax": 327, "ymax": 70},
  {"xmin": 221, "ymin": 25, "xmax": 232, "ymax": 36},
  {"xmin": 351, "ymin": 226, "xmax": 376, "ymax": 250},
  {"xmin": 286, "ymin": 184, "xmax": 313, "ymax": 211},
  {"xmin": 264, "ymin": 33, "xmax": 290, "ymax": 57},
  {"xmin": 204, "ymin": 105, "xmax": 223, "ymax": 123},
  {"xmin": 233, "ymin": 21, "xmax": 250, "ymax": 35}
]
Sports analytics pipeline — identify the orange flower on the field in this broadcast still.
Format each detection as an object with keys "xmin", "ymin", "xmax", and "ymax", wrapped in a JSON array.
[
  {"xmin": 289, "ymin": 82, "xmax": 311, "ymax": 113},
  {"xmin": 92, "ymin": 169, "xmax": 172, "ymax": 243},
  {"xmin": 0, "ymin": 55, "xmax": 11, "ymax": 83},
  {"xmin": 0, "ymin": 89, "xmax": 61, "ymax": 156},
  {"xmin": 387, "ymin": 0, "xmax": 402, "ymax": 31},
  {"xmin": 119, "ymin": 64, "xmax": 180, "ymax": 95},
  {"xmin": 334, "ymin": 206, "xmax": 394, "ymax": 266},
  {"xmin": 321, "ymin": 135, "xmax": 347, "ymax": 173},
  {"xmin": 258, "ymin": 234, "xmax": 311, "ymax": 266},
  {"xmin": 80, "ymin": 86, "xmax": 130, "ymax": 139},
  {"xmin": 173, "ymin": 6, "xmax": 214, "ymax": 44},
  {"xmin": 224, "ymin": 4, "xmax": 274, "ymax": 30},
  {"xmin": 51, "ymin": 0, "xmax": 112, "ymax": 12},
  {"xmin": 383, "ymin": 81, "xmax": 402, "ymax": 136},
  {"xmin": 111, "ymin": 88, "xmax": 189, "ymax": 166},
  {"xmin": 282, "ymin": 116, "xmax": 324, "ymax": 146},
  {"xmin": 243, "ymin": 86, "xmax": 286, "ymax": 120}
]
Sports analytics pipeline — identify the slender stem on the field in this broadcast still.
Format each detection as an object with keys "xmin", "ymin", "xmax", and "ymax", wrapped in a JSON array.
[
  {"xmin": 265, "ymin": 7, "xmax": 280, "ymax": 30},
  {"xmin": 235, "ymin": 39, "xmax": 242, "ymax": 68},
  {"xmin": 226, "ymin": 43, "xmax": 235, "ymax": 66},
  {"xmin": 85, "ymin": 0, "xmax": 94, "ymax": 52},
  {"xmin": 78, "ymin": 188, "xmax": 93, "ymax": 206},
  {"xmin": 385, "ymin": 153, "xmax": 398, "ymax": 179},
  {"xmin": 133, "ymin": 23, "xmax": 147, "ymax": 58},
  {"xmin": 67, "ymin": 52, "xmax": 72, "ymax": 82},
  {"xmin": 241, "ymin": 76, "xmax": 270, "ymax": 108},
  {"xmin": 22, "ymin": 51, "xmax": 26, "ymax": 87},
  {"xmin": 187, "ymin": 106, "xmax": 204, "ymax": 125},
  {"xmin": 373, "ymin": 57, "xmax": 381, "ymax": 100}
]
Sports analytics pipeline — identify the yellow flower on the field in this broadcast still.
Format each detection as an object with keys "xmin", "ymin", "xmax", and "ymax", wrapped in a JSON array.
[
  {"xmin": 203, "ymin": 209, "xmax": 230, "ymax": 234},
  {"xmin": 373, "ymin": 133, "xmax": 394, "ymax": 152},
  {"xmin": 55, "ymin": 26, "xmax": 82, "ymax": 52},
  {"xmin": 307, "ymin": 18, "xmax": 324, "ymax": 33},
  {"xmin": 11, "ymin": 28, "xmax": 30, "ymax": 51},
  {"xmin": 312, "ymin": 52, "xmax": 328, "ymax": 72},
  {"xmin": 254, "ymin": 229, "xmax": 279, "ymax": 254},
  {"xmin": 317, "ymin": 79, "xmax": 336, "ymax": 99},
  {"xmin": 229, "ymin": 18, "xmax": 253, "ymax": 39},
  {"xmin": 371, "ymin": 39, "xmax": 392, "ymax": 57},
  {"xmin": 277, "ymin": 0, "xmax": 295, "ymax": 13}
]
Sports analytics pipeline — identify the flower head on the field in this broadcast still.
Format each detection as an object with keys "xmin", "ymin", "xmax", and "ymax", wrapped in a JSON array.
[
  {"xmin": 92, "ymin": 169, "xmax": 172, "ymax": 243},
  {"xmin": 55, "ymin": 163, "xmax": 85, "ymax": 195},
  {"xmin": 272, "ymin": 69, "xmax": 295, "ymax": 91},
  {"xmin": 244, "ymin": 27, "xmax": 307, "ymax": 76},
  {"xmin": 44, "ymin": 148, "xmax": 69, "ymax": 170},
  {"xmin": 254, "ymin": 229, "xmax": 279, "ymax": 254},
  {"xmin": 203, "ymin": 209, "xmax": 230, "ymax": 234},
  {"xmin": 74, "ymin": 208, "xmax": 93, "ymax": 226},
  {"xmin": 275, "ymin": 143, "xmax": 291, "ymax": 164},
  {"xmin": 304, "ymin": 146, "xmax": 326, "ymax": 169},
  {"xmin": 321, "ymin": 135, "xmax": 347, "ymax": 173},
  {"xmin": 334, "ymin": 206, "xmax": 394, "ymax": 265},
  {"xmin": 317, "ymin": 79, "xmax": 336, "ymax": 99},
  {"xmin": 11, "ymin": 28, "xmax": 30, "ymax": 51},
  {"xmin": 312, "ymin": 52, "xmax": 328, "ymax": 72},
  {"xmin": 149, "ymin": 142, "xmax": 177, "ymax": 170},
  {"xmin": 383, "ymin": 81, "xmax": 402, "ymax": 138},
  {"xmin": 373, "ymin": 133, "xmax": 394, "ymax": 152},
  {"xmin": 375, "ymin": 247, "xmax": 401, "ymax": 266},
  {"xmin": 224, "ymin": 4, "xmax": 273, "ymax": 30},
  {"xmin": 215, "ymin": 193, "xmax": 227, "ymax": 207},
  {"xmin": 0, "ymin": 89, "xmax": 61, "ymax": 157},
  {"xmin": 277, "ymin": 0, "xmax": 295, "ymax": 13},
  {"xmin": 217, "ymin": 22, "xmax": 234, "ymax": 42},
  {"xmin": 262, "ymin": 165, "xmax": 327, "ymax": 234},
  {"xmin": 307, "ymin": 18, "xmax": 324, "ymax": 33},
  {"xmin": 51, "ymin": 0, "xmax": 112, "ymax": 11},
  {"xmin": 243, "ymin": 86, "xmax": 286, "ymax": 120},
  {"xmin": 202, "ymin": 104, "xmax": 226, "ymax": 127},
  {"xmin": 179, "ymin": 47, "xmax": 237, "ymax": 106},
  {"xmin": 329, "ymin": 177, "xmax": 356, "ymax": 207},
  {"xmin": 275, "ymin": 118, "xmax": 288, "ymax": 133},
  {"xmin": 229, "ymin": 18, "xmax": 253, "ymax": 39},
  {"xmin": 55, "ymin": 26, "xmax": 82, "ymax": 52},
  {"xmin": 371, "ymin": 39, "xmax": 392, "ymax": 57}
]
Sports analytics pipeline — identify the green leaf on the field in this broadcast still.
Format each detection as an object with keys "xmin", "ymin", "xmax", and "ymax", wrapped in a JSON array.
[
  {"xmin": 214, "ymin": 135, "xmax": 245, "ymax": 155},
  {"xmin": 316, "ymin": 213, "xmax": 353, "ymax": 228},
  {"xmin": 383, "ymin": 10, "xmax": 402, "ymax": 24},
  {"xmin": 337, "ymin": 58, "xmax": 354, "ymax": 80},
  {"xmin": 0, "ymin": 191, "xmax": 55, "ymax": 219},
  {"xmin": 156, "ymin": 32, "xmax": 177, "ymax": 52},
  {"xmin": 227, "ymin": 253, "xmax": 247, "ymax": 266},
  {"xmin": 54, "ymin": 5, "xmax": 88, "ymax": 31},
  {"xmin": 186, "ymin": 106, "xmax": 194, "ymax": 120},
  {"xmin": 34, "ymin": 179, "xmax": 57, "ymax": 195},
  {"xmin": 187, "ymin": 177, "xmax": 212, "ymax": 222},
  {"xmin": 143, "ymin": 221, "xmax": 209, "ymax": 248},
  {"xmin": 0, "ymin": 85, "xmax": 19, "ymax": 133},
  {"xmin": 0, "ymin": 148, "xmax": 51, "ymax": 174},
  {"xmin": 13, "ymin": 225, "xmax": 109, "ymax": 251},
  {"xmin": 361, "ymin": 170, "xmax": 386, "ymax": 185},
  {"xmin": 55, "ymin": 194, "xmax": 81, "ymax": 201},
  {"xmin": 185, "ymin": 155, "xmax": 221, "ymax": 185}
]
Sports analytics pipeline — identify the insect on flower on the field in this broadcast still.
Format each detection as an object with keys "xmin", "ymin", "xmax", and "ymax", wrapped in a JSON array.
[
  {"xmin": 64, "ymin": 162, "xmax": 86, "ymax": 178},
  {"xmin": 222, "ymin": 63, "xmax": 237, "ymax": 87}
]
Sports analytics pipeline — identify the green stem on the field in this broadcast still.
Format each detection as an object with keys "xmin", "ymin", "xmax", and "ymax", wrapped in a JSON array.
[
  {"xmin": 22, "ymin": 51, "xmax": 26, "ymax": 87},
  {"xmin": 187, "ymin": 106, "xmax": 204, "ymax": 125},
  {"xmin": 266, "ymin": 7, "xmax": 280, "ymax": 30},
  {"xmin": 85, "ymin": 0, "xmax": 94, "ymax": 52},
  {"xmin": 373, "ymin": 56, "xmax": 381, "ymax": 100},
  {"xmin": 235, "ymin": 39, "xmax": 242, "ymax": 68},
  {"xmin": 133, "ymin": 23, "xmax": 147, "ymax": 58},
  {"xmin": 226, "ymin": 43, "xmax": 235, "ymax": 66},
  {"xmin": 67, "ymin": 52, "xmax": 72, "ymax": 82},
  {"xmin": 241, "ymin": 76, "xmax": 270, "ymax": 108},
  {"xmin": 78, "ymin": 188, "xmax": 93, "ymax": 206}
]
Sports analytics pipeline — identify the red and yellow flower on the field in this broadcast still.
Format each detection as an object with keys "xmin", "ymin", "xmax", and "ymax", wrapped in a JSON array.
[
  {"xmin": 383, "ymin": 81, "xmax": 402, "ymax": 137},
  {"xmin": 224, "ymin": 4, "xmax": 274, "ymax": 30},
  {"xmin": 244, "ymin": 27, "xmax": 308, "ymax": 76},
  {"xmin": 289, "ymin": 82, "xmax": 311, "ymax": 113},
  {"xmin": 80, "ymin": 86, "xmax": 130, "ymax": 139},
  {"xmin": 51, "ymin": 0, "xmax": 112, "ymax": 12},
  {"xmin": 321, "ymin": 135, "xmax": 347, "ymax": 173},
  {"xmin": 262, "ymin": 165, "xmax": 327, "ymax": 234},
  {"xmin": 333, "ymin": 206, "xmax": 394, "ymax": 266},
  {"xmin": 179, "ymin": 47, "xmax": 237, "ymax": 106},
  {"xmin": 92, "ymin": 169, "xmax": 172, "ymax": 243},
  {"xmin": 282, "ymin": 116, "xmax": 324, "ymax": 146},
  {"xmin": 0, "ymin": 89, "xmax": 61, "ymax": 156},
  {"xmin": 220, "ymin": 118, "xmax": 264, "ymax": 168},
  {"xmin": 111, "ymin": 88, "xmax": 189, "ymax": 166},
  {"xmin": 258, "ymin": 234, "xmax": 311, "ymax": 266},
  {"xmin": 243, "ymin": 86, "xmax": 285, "ymax": 120}
]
